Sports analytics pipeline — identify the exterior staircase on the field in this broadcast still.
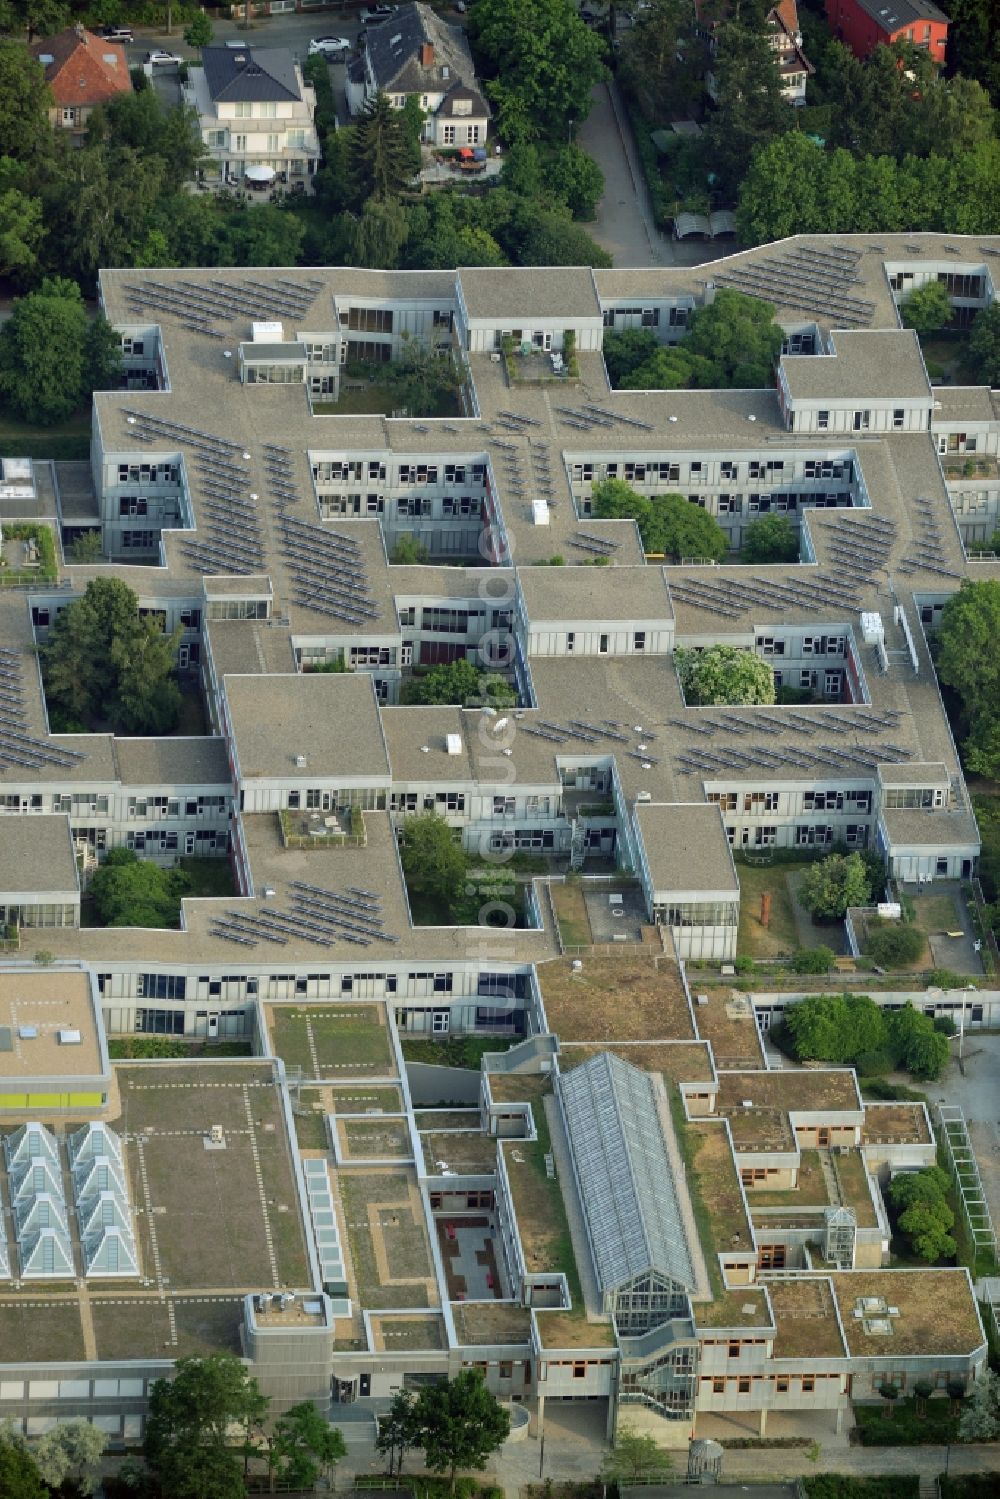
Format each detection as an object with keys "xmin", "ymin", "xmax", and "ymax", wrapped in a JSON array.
[{"xmin": 569, "ymin": 817, "xmax": 586, "ymax": 871}]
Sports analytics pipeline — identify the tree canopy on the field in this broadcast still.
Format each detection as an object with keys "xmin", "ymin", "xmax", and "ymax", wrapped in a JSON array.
[
  {"xmin": 604, "ymin": 290, "xmax": 783, "ymax": 390},
  {"xmin": 34, "ymin": 1419, "xmax": 105, "ymax": 1496},
  {"xmin": 675, "ymin": 645, "xmax": 776, "ymax": 707},
  {"xmin": 742, "ymin": 514, "xmax": 799, "ymax": 565},
  {"xmin": 401, "ymin": 660, "xmax": 516, "ymax": 709},
  {"xmin": 271, "ymin": 1402, "xmax": 346, "ymax": 1490},
  {"xmin": 145, "ymin": 1354, "xmax": 268, "ymax": 1499},
  {"xmin": 703, "ymin": 19, "xmax": 792, "ymax": 195},
  {"xmin": 0, "ymin": 41, "xmax": 52, "ymax": 162},
  {"xmin": 601, "ymin": 1423, "xmax": 674, "ymax": 1485},
  {"xmin": 937, "ymin": 580, "xmax": 1000, "ymax": 778},
  {"xmin": 800, "ymin": 852, "xmax": 872, "ymax": 921},
  {"xmin": 591, "ymin": 480, "xmax": 729, "ymax": 561},
  {"xmin": 959, "ymin": 1368, "xmax": 1000, "ymax": 1442},
  {"xmin": 410, "ymin": 1370, "xmax": 510, "ymax": 1492},
  {"xmin": 783, "ymin": 993, "xmax": 951, "ymax": 1079},
  {"xmin": 400, "ymin": 812, "xmax": 469, "ymax": 913},
  {"xmin": 469, "ymin": 0, "xmax": 606, "ymax": 146},
  {"xmin": 89, "ymin": 849, "xmax": 192, "ymax": 929},
  {"xmin": 888, "ymin": 1166, "xmax": 956, "ymax": 1262},
  {"xmin": 968, "ymin": 303, "xmax": 1000, "ymax": 388},
  {"xmin": 42, "ymin": 577, "xmax": 182, "ymax": 734},
  {"xmin": 0, "ymin": 277, "xmax": 121, "ymax": 424},
  {"xmin": 352, "ymin": 91, "xmax": 414, "ymax": 202},
  {"xmin": 0, "ymin": 1429, "xmax": 45, "ymax": 1499},
  {"xmin": 901, "ymin": 279, "xmax": 954, "ymax": 335}
]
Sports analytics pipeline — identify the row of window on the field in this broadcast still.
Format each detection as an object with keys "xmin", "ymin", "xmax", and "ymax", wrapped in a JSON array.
[
  {"xmin": 728, "ymin": 824, "xmax": 868, "ymax": 848},
  {"xmin": 116, "ymin": 463, "xmax": 178, "ymax": 484}
]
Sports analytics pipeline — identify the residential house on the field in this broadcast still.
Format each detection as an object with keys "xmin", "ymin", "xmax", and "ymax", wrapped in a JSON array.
[
  {"xmin": 183, "ymin": 45, "xmax": 321, "ymax": 188},
  {"xmin": 698, "ymin": 0, "xmax": 814, "ymax": 104},
  {"xmin": 825, "ymin": 0, "xmax": 949, "ymax": 63},
  {"xmin": 346, "ymin": 2, "xmax": 490, "ymax": 148},
  {"xmin": 29, "ymin": 24, "xmax": 131, "ymax": 138}
]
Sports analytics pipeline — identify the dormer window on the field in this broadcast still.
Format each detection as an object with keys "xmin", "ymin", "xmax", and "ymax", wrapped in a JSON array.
[{"xmin": 453, "ymin": 98, "xmax": 471, "ymax": 115}]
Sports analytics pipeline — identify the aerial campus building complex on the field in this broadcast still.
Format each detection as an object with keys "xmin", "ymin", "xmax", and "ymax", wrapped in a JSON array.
[{"xmin": 1, "ymin": 233, "xmax": 999, "ymax": 1449}]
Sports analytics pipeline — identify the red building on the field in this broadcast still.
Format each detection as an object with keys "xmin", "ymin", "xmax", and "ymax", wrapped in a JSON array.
[{"xmin": 824, "ymin": 0, "xmax": 949, "ymax": 63}]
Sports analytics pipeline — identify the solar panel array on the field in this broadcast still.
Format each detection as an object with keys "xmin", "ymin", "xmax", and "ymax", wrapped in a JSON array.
[
  {"xmin": 0, "ymin": 648, "xmax": 86, "ymax": 773},
  {"xmin": 122, "ymin": 275, "xmax": 322, "ymax": 339},
  {"xmin": 121, "ymin": 409, "xmax": 266, "ymax": 576},
  {"xmin": 713, "ymin": 245, "xmax": 876, "ymax": 328},
  {"xmin": 669, "ymin": 706, "xmax": 911, "ymax": 777},
  {"xmin": 569, "ymin": 530, "xmax": 618, "ymax": 558},
  {"xmin": 897, "ymin": 495, "xmax": 962, "ymax": 582},
  {"xmin": 277, "ymin": 515, "xmax": 378, "ymax": 624},
  {"xmin": 518, "ymin": 715, "xmax": 658, "ymax": 764},
  {"xmin": 211, "ymin": 881, "xmax": 396, "ymax": 949},
  {"xmin": 817, "ymin": 512, "xmax": 895, "ymax": 580},
  {"xmin": 668, "ymin": 569, "xmax": 863, "ymax": 620},
  {"xmin": 555, "ymin": 405, "xmax": 654, "ymax": 434}
]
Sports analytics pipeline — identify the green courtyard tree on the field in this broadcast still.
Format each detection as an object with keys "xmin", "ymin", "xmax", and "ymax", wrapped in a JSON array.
[
  {"xmin": 400, "ymin": 812, "xmax": 469, "ymax": 912},
  {"xmin": 376, "ymin": 1390, "xmax": 418, "ymax": 1478},
  {"xmin": 968, "ymin": 303, "xmax": 1000, "ymax": 388},
  {"xmin": 271, "ymin": 1403, "xmax": 345, "ymax": 1490},
  {"xmin": 742, "ymin": 514, "xmax": 799, "ymax": 565},
  {"xmin": 676, "ymin": 645, "xmax": 776, "ymax": 707},
  {"xmin": 0, "ymin": 1426, "xmax": 45, "ymax": 1499},
  {"xmin": 684, "ymin": 288, "xmax": 785, "ymax": 389},
  {"xmin": 469, "ymin": 0, "xmax": 605, "ymax": 146},
  {"xmin": 888, "ymin": 1002, "xmax": 950, "ymax": 1079},
  {"xmin": 865, "ymin": 918, "xmax": 926, "ymax": 969},
  {"xmin": 800, "ymin": 852, "xmax": 872, "ymax": 921},
  {"xmin": 411, "ymin": 1369, "xmax": 510, "ymax": 1493},
  {"xmin": 784, "ymin": 992, "xmax": 888, "ymax": 1067},
  {"xmin": 145, "ymin": 1353, "xmax": 268, "ymax": 1499},
  {"xmin": 42, "ymin": 577, "xmax": 182, "ymax": 734},
  {"xmin": 888, "ymin": 1166, "xmax": 956, "ymax": 1261},
  {"xmin": 590, "ymin": 480, "xmax": 728, "ymax": 561},
  {"xmin": 901, "ymin": 279, "xmax": 953, "ymax": 334},
  {"xmin": 401, "ymin": 660, "xmax": 515, "ymax": 708},
  {"xmin": 937, "ymin": 579, "xmax": 1000, "ymax": 776},
  {"xmin": 601, "ymin": 1423, "xmax": 674, "ymax": 1485},
  {"xmin": 88, "ymin": 849, "xmax": 192, "ymax": 929},
  {"xmin": 0, "ymin": 278, "xmax": 121, "ymax": 425}
]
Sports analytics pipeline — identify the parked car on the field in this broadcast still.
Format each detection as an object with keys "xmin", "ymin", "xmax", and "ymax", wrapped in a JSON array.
[
  {"xmin": 308, "ymin": 35, "xmax": 350, "ymax": 56},
  {"xmin": 360, "ymin": 5, "xmax": 397, "ymax": 24},
  {"xmin": 98, "ymin": 24, "xmax": 133, "ymax": 41},
  {"xmin": 145, "ymin": 49, "xmax": 183, "ymax": 68}
]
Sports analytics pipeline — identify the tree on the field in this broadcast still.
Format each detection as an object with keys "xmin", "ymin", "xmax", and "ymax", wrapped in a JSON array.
[
  {"xmin": 391, "ymin": 535, "xmax": 430, "ymax": 565},
  {"xmin": 791, "ymin": 945, "xmax": 835, "ymax": 975},
  {"xmin": 888, "ymin": 1003, "xmax": 951, "ymax": 1079},
  {"xmin": 272, "ymin": 1403, "xmax": 345, "ymax": 1490},
  {"xmin": 0, "ymin": 42, "xmax": 53, "ymax": 162},
  {"xmin": 69, "ymin": 529, "xmax": 104, "ymax": 563},
  {"xmin": 376, "ymin": 1390, "xmax": 418, "ymax": 1478},
  {"xmin": 145, "ymin": 1354, "xmax": 269, "ymax": 1499},
  {"xmin": 603, "ymin": 328, "xmax": 659, "ymax": 386},
  {"xmin": 959, "ymin": 1369, "xmax": 1000, "ymax": 1442},
  {"xmin": 469, "ymin": 0, "xmax": 606, "ymax": 146},
  {"xmin": 590, "ymin": 481, "xmax": 728, "ymax": 561},
  {"xmin": 704, "ymin": 19, "xmax": 793, "ymax": 195},
  {"xmin": 0, "ymin": 278, "xmax": 120, "ymax": 425},
  {"xmin": 901, "ymin": 279, "xmax": 953, "ymax": 335},
  {"xmin": 937, "ymin": 580, "xmax": 1000, "ymax": 776},
  {"xmin": 889, "ymin": 1166, "xmax": 956, "ymax": 1262},
  {"xmin": 968, "ymin": 302, "xmax": 1000, "ymax": 387},
  {"xmin": 401, "ymin": 660, "xmax": 516, "ymax": 708},
  {"xmin": 684, "ymin": 288, "xmax": 784, "ymax": 389},
  {"xmin": 601, "ymin": 1423, "xmax": 674, "ymax": 1484},
  {"xmin": 506, "ymin": 203, "xmax": 612, "ymax": 267},
  {"xmin": 675, "ymin": 645, "xmax": 776, "ymax": 707},
  {"xmin": 865, "ymin": 919, "xmax": 926, "ymax": 969},
  {"xmin": 34, "ymin": 1418, "xmax": 106, "ymax": 1496},
  {"xmin": 42, "ymin": 144, "xmax": 166, "ymax": 286},
  {"xmin": 184, "ymin": 11, "xmax": 214, "ymax": 48},
  {"xmin": 353, "ymin": 92, "xmax": 413, "ymax": 201},
  {"xmin": 400, "ymin": 812, "xmax": 469, "ymax": 911},
  {"xmin": 0, "ymin": 186, "xmax": 44, "ymax": 284},
  {"xmin": 217, "ymin": 204, "xmax": 305, "ymax": 268},
  {"xmin": 42, "ymin": 577, "xmax": 182, "ymax": 734},
  {"xmin": 800, "ymin": 852, "xmax": 872, "ymax": 921},
  {"xmin": 547, "ymin": 144, "xmax": 604, "ymax": 220},
  {"xmin": 0, "ymin": 1427, "xmax": 45, "ymax": 1499},
  {"xmin": 411, "ymin": 1370, "xmax": 510, "ymax": 1494},
  {"xmin": 88, "ymin": 848, "xmax": 192, "ymax": 929},
  {"xmin": 351, "ymin": 194, "xmax": 410, "ymax": 269},
  {"xmin": 619, "ymin": 0, "xmax": 696, "ymax": 122},
  {"xmin": 742, "ymin": 514, "xmax": 799, "ymax": 564}
]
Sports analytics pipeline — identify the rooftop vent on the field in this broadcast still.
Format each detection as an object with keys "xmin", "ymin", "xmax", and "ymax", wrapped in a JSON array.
[
  {"xmin": 294, "ymin": 753, "xmax": 307, "ymax": 768},
  {"xmin": 18, "ymin": 1026, "xmax": 38, "ymax": 1040},
  {"xmin": 445, "ymin": 733, "xmax": 462, "ymax": 756},
  {"xmin": 58, "ymin": 1029, "xmax": 82, "ymax": 1046}
]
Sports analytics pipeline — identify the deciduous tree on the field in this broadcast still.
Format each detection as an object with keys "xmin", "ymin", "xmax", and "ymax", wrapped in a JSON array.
[
  {"xmin": 399, "ymin": 812, "xmax": 469, "ymax": 911},
  {"xmin": 675, "ymin": 645, "xmax": 776, "ymax": 707},
  {"xmin": 376, "ymin": 1390, "xmax": 418, "ymax": 1478},
  {"xmin": 401, "ymin": 659, "xmax": 515, "ymax": 708},
  {"xmin": 89, "ymin": 849, "xmax": 192, "ymax": 929},
  {"xmin": 800, "ymin": 852, "xmax": 872, "ymax": 921},
  {"xmin": 0, "ymin": 277, "xmax": 120, "ymax": 425},
  {"xmin": 937, "ymin": 580, "xmax": 1000, "ymax": 776},
  {"xmin": 469, "ymin": 0, "xmax": 605, "ymax": 146},
  {"xmin": 0, "ymin": 41, "xmax": 53, "ymax": 161},
  {"xmin": 959, "ymin": 1368, "xmax": 1000, "ymax": 1441},
  {"xmin": 601, "ymin": 1423, "xmax": 674, "ymax": 1485},
  {"xmin": 184, "ymin": 11, "xmax": 214, "ymax": 48},
  {"xmin": 145, "ymin": 1354, "xmax": 268, "ymax": 1499},
  {"xmin": 34, "ymin": 1418, "xmax": 105, "ymax": 1496},
  {"xmin": 742, "ymin": 514, "xmax": 799, "ymax": 565},
  {"xmin": 271, "ymin": 1403, "xmax": 345, "ymax": 1490},
  {"xmin": 0, "ymin": 1426, "xmax": 45, "ymax": 1499},
  {"xmin": 900, "ymin": 279, "xmax": 953, "ymax": 335},
  {"xmin": 411, "ymin": 1370, "xmax": 510, "ymax": 1493},
  {"xmin": 968, "ymin": 304, "xmax": 1000, "ymax": 388}
]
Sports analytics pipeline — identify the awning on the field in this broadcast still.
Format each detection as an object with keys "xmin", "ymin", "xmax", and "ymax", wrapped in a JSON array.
[
  {"xmin": 245, "ymin": 165, "xmax": 276, "ymax": 183},
  {"xmin": 472, "ymin": 147, "xmax": 487, "ymax": 161},
  {"xmin": 458, "ymin": 147, "xmax": 474, "ymax": 159}
]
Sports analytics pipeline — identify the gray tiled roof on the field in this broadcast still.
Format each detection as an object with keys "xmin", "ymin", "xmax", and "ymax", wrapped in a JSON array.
[
  {"xmin": 364, "ymin": 2, "xmax": 479, "ymax": 98},
  {"xmin": 200, "ymin": 46, "xmax": 300, "ymax": 104}
]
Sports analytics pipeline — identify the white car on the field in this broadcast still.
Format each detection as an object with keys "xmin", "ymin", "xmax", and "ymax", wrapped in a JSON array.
[
  {"xmin": 145, "ymin": 49, "xmax": 183, "ymax": 67},
  {"xmin": 360, "ymin": 5, "xmax": 397, "ymax": 24},
  {"xmin": 308, "ymin": 36, "xmax": 350, "ymax": 57}
]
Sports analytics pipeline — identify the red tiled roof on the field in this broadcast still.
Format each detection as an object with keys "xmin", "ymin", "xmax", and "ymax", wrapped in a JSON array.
[
  {"xmin": 29, "ymin": 25, "xmax": 131, "ymax": 108},
  {"xmin": 771, "ymin": 0, "xmax": 800, "ymax": 34}
]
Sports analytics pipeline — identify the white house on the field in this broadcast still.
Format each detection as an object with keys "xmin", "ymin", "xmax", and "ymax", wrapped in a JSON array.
[
  {"xmin": 346, "ymin": 2, "xmax": 490, "ymax": 149},
  {"xmin": 183, "ymin": 45, "xmax": 321, "ymax": 188}
]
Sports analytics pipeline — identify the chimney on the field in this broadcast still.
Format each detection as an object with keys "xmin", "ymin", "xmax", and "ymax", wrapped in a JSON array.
[{"xmin": 420, "ymin": 41, "xmax": 434, "ymax": 67}]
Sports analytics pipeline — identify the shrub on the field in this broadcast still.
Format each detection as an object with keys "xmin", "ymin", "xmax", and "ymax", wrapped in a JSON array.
[
  {"xmin": 865, "ymin": 919, "xmax": 925, "ymax": 968},
  {"xmin": 791, "ymin": 945, "xmax": 834, "ymax": 974}
]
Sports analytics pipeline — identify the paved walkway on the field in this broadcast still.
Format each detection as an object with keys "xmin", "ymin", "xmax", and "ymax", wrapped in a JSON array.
[{"xmin": 576, "ymin": 81, "xmax": 668, "ymax": 266}]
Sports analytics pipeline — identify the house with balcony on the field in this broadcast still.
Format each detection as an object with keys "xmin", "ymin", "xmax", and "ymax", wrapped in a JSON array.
[
  {"xmin": 183, "ymin": 45, "xmax": 321, "ymax": 188},
  {"xmin": 346, "ymin": 2, "xmax": 490, "ymax": 148},
  {"xmin": 825, "ymin": 0, "xmax": 949, "ymax": 63},
  {"xmin": 29, "ymin": 25, "xmax": 131, "ymax": 138},
  {"xmin": 698, "ymin": 0, "xmax": 814, "ymax": 106}
]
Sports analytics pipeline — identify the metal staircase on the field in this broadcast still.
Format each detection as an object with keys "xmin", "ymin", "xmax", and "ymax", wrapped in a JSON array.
[{"xmin": 569, "ymin": 817, "xmax": 586, "ymax": 871}]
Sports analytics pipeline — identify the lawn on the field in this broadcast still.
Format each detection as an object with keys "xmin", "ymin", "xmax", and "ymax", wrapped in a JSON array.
[
  {"xmin": 338, "ymin": 1170, "xmax": 436, "ymax": 1310},
  {"xmin": 0, "ymin": 405, "xmax": 91, "ymax": 460},
  {"xmin": 853, "ymin": 1394, "xmax": 960, "ymax": 1445},
  {"xmin": 313, "ymin": 381, "xmax": 461, "ymax": 420},
  {"xmin": 267, "ymin": 1006, "xmax": 395, "ymax": 1077},
  {"xmin": 736, "ymin": 861, "xmax": 800, "ymax": 958},
  {"xmin": 551, "ymin": 880, "xmax": 593, "ymax": 948},
  {"xmin": 918, "ymin": 329, "xmax": 976, "ymax": 386},
  {"xmin": 400, "ymin": 1034, "xmax": 517, "ymax": 1070},
  {"xmin": 178, "ymin": 856, "xmax": 237, "ymax": 900}
]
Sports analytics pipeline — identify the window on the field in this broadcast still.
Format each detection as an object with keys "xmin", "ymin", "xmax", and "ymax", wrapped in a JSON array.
[
  {"xmin": 728, "ymin": 1341, "xmax": 740, "ymax": 1359},
  {"xmin": 572, "ymin": 1363, "xmax": 586, "ymax": 1379},
  {"xmin": 737, "ymin": 1377, "xmax": 751, "ymax": 1394},
  {"xmin": 776, "ymin": 1376, "xmax": 789, "ymax": 1394},
  {"xmin": 712, "ymin": 1377, "xmax": 725, "ymax": 1394},
  {"xmin": 633, "ymin": 631, "xmax": 646, "ymax": 652},
  {"xmin": 853, "ymin": 409, "xmax": 871, "ymax": 431},
  {"xmin": 893, "ymin": 408, "xmax": 905, "ymax": 429},
  {"xmin": 599, "ymin": 633, "xmax": 609, "ymax": 654},
  {"xmin": 802, "ymin": 1376, "xmax": 815, "ymax": 1393}
]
